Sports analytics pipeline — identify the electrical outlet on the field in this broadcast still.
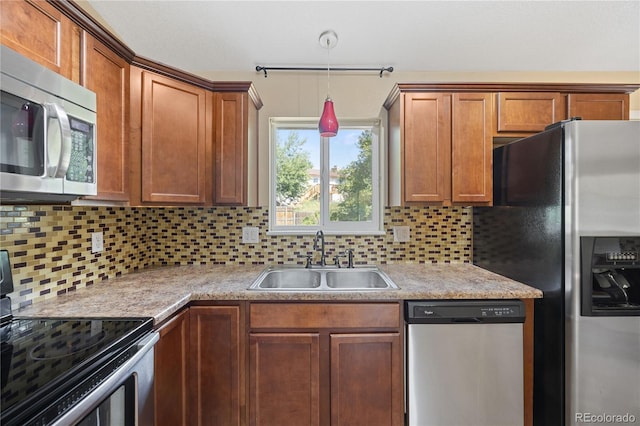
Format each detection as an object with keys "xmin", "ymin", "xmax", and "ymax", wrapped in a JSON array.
[
  {"xmin": 91, "ymin": 231, "xmax": 104, "ymax": 253},
  {"xmin": 393, "ymin": 226, "xmax": 410, "ymax": 242},
  {"xmin": 242, "ymin": 226, "xmax": 259, "ymax": 244}
]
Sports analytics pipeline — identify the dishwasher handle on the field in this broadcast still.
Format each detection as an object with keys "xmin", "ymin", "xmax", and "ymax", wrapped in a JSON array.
[{"xmin": 451, "ymin": 317, "xmax": 482, "ymax": 323}]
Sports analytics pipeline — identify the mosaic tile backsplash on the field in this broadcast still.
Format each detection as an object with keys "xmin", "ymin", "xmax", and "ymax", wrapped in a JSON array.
[{"xmin": 0, "ymin": 205, "xmax": 471, "ymax": 308}]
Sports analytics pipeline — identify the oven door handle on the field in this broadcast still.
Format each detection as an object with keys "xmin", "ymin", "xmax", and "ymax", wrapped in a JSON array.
[{"xmin": 50, "ymin": 331, "xmax": 159, "ymax": 426}]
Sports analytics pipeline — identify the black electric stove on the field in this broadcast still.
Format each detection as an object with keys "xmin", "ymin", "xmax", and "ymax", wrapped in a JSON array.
[{"xmin": 0, "ymin": 251, "xmax": 154, "ymax": 426}]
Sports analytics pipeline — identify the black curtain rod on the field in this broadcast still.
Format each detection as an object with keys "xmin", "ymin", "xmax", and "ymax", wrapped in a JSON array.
[{"xmin": 255, "ymin": 65, "xmax": 394, "ymax": 78}]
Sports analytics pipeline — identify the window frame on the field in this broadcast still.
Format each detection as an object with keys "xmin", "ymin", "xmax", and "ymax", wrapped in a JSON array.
[{"xmin": 268, "ymin": 117, "xmax": 384, "ymax": 235}]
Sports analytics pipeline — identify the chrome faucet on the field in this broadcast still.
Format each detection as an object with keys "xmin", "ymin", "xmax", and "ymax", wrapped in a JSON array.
[
  {"xmin": 313, "ymin": 230, "xmax": 327, "ymax": 266},
  {"xmin": 345, "ymin": 248, "xmax": 354, "ymax": 268}
]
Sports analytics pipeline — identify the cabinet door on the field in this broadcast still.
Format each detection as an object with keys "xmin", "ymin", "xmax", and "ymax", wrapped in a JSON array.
[
  {"xmin": 496, "ymin": 92, "xmax": 565, "ymax": 133},
  {"xmin": 155, "ymin": 309, "xmax": 189, "ymax": 426},
  {"xmin": 249, "ymin": 333, "xmax": 320, "ymax": 426},
  {"xmin": 452, "ymin": 93, "xmax": 492, "ymax": 204},
  {"xmin": 214, "ymin": 92, "xmax": 247, "ymax": 205},
  {"xmin": 0, "ymin": 0, "xmax": 80, "ymax": 81},
  {"xmin": 330, "ymin": 333, "xmax": 403, "ymax": 426},
  {"xmin": 567, "ymin": 93, "xmax": 629, "ymax": 120},
  {"xmin": 403, "ymin": 93, "xmax": 451, "ymax": 203},
  {"xmin": 83, "ymin": 36, "xmax": 130, "ymax": 201},
  {"xmin": 141, "ymin": 71, "xmax": 207, "ymax": 204},
  {"xmin": 190, "ymin": 305, "xmax": 244, "ymax": 426}
]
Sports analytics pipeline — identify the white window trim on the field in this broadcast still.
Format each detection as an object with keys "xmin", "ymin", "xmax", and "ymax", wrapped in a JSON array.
[{"xmin": 268, "ymin": 117, "xmax": 385, "ymax": 235}]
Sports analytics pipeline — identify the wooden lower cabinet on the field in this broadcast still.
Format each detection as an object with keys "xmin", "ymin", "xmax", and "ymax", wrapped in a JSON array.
[
  {"xmin": 154, "ymin": 308, "xmax": 190, "ymax": 426},
  {"xmin": 155, "ymin": 300, "xmax": 531, "ymax": 426},
  {"xmin": 155, "ymin": 304, "xmax": 245, "ymax": 426},
  {"xmin": 250, "ymin": 333, "xmax": 321, "ymax": 426},
  {"xmin": 330, "ymin": 333, "xmax": 402, "ymax": 426},
  {"xmin": 249, "ymin": 302, "xmax": 404, "ymax": 426},
  {"xmin": 190, "ymin": 305, "xmax": 245, "ymax": 426}
]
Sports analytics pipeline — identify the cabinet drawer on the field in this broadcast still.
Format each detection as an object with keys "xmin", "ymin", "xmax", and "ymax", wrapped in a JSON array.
[
  {"xmin": 567, "ymin": 93, "xmax": 629, "ymax": 120},
  {"xmin": 250, "ymin": 303, "xmax": 401, "ymax": 329},
  {"xmin": 497, "ymin": 92, "xmax": 565, "ymax": 133}
]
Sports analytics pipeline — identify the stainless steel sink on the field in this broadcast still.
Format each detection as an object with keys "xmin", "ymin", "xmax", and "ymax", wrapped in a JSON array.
[
  {"xmin": 325, "ymin": 269, "xmax": 391, "ymax": 289},
  {"xmin": 248, "ymin": 266, "xmax": 399, "ymax": 291},
  {"xmin": 251, "ymin": 269, "xmax": 322, "ymax": 289}
]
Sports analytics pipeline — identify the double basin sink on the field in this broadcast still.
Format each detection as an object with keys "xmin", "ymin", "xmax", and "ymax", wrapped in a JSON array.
[{"xmin": 248, "ymin": 265, "xmax": 399, "ymax": 291}]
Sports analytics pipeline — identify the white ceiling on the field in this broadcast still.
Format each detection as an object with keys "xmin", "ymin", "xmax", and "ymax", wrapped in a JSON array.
[{"xmin": 84, "ymin": 1, "xmax": 640, "ymax": 75}]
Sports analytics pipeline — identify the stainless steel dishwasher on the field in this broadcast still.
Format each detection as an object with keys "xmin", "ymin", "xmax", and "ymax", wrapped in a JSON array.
[{"xmin": 405, "ymin": 300, "xmax": 525, "ymax": 426}]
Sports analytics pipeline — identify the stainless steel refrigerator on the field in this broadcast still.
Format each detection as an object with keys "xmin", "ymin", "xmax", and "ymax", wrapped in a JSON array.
[{"xmin": 473, "ymin": 120, "xmax": 640, "ymax": 426}]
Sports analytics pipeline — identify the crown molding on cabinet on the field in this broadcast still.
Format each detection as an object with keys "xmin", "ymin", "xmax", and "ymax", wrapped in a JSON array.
[
  {"xmin": 383, "ymin": 83, "xmax": 640, "ymax": 110},
  {"xmin": 57, "ymin": 0, "xmax": 135, "ymax": 62},
  {"xmin": 55, "ymin": 1, "xmax": 263, "ymax": 109}
]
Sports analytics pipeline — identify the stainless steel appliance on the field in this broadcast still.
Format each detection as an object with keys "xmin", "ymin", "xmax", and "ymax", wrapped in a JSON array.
[
  {"xmin": 474, "ymin": 120, "xmax": 640, "ymax": 425},
  {"xmin": 405, "ymin": 300, "xmax": 525, "ymax": 426},
  {"xmin": 0, "ymin": 250, "xmax": 158, "ymax": 425},
  {"xmin": 0, "ymin": 45, "xmax": 97, "ymax": 202}
]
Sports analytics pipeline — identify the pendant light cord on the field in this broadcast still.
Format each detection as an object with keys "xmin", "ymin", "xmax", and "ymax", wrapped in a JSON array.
[{"xmin": 326, "ymin": 38, "xmax": 331, "ymax": 98}]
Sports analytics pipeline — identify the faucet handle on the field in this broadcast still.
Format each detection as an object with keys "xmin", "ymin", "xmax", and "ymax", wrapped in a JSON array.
[
  {"xmin": 299, "ymin": 254, "xmax": 313, "ymax": 268},
  {"xmin": 333, "ymin": 253, "xmax": 346, "ymax": 268}
]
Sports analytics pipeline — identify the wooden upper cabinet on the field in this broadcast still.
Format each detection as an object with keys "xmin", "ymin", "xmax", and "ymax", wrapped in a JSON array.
[
  {"xmin": 130, "ymin": 75, "xmax": 262, "ymax": 206},
  {"xmin": 155, "ymin": 309, "xmax": 190, "ymax": 426},
  {"xmin": 385, "ymin": 83, "xmax": 639, "ymax": 207},
  {"xmin": 402, "ymin": 93, "xmax": 451, "ymax": 203},
  {"xmin": 388, "ymin": 91, "xmax": 491, "ymax": 206},
  {"xmin": 452, "ymin": 93, "xmax": 492, "ymax": 204},
  {"xmin": 497, "ymin": 90, "xmax": 630, "ymax": 135},
  {"xmin": 214, "ymin": 92, "xmax": 247, "ymax": 205},
  {"xmin": 140, "ymin": 71, "xmax": 208, "ymax": 204},
  {"xmin": 567, "ymin": 93, "xmax": 629, "ymax": 120},
  {"xmin": 0, "ymin": 0, "xmax": 81, "ymax": 81},
  {"xmin": 213, "ymin": 85, "xmax": 261, "ymax": 206},
  {"xmin": 83, "ymin": 36, "xmax": 130, "ymax": 201},
  {"xmin": 496, "ymin": 92, "xmax": 565, "ymax": 133}
]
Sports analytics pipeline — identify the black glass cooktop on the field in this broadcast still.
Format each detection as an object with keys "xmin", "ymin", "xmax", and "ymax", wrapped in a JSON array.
[{"xmin": 0, "ymin": 317, "xmax": 152, "ymax": 425}]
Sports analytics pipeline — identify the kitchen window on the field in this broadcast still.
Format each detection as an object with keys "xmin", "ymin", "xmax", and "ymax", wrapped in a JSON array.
[{"xmin": 269, "ymin": 118, "xmax": 383, "ymax": 234}]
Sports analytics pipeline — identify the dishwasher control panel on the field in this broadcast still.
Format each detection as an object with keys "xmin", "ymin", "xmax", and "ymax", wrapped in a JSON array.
[{"xmin": 405, "ymin": 300, "xmax": 525, "ymax": 323}]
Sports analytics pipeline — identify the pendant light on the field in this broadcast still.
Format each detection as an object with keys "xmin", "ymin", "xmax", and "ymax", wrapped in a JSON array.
[{"xmin": 318, "ymin": 30, "xmax": 339, "ymax": 137}]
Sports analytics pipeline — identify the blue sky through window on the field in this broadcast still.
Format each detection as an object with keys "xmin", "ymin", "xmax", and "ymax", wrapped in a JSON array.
[{"xmin": 278, "ymin": 128, "xmax": 364, "ymax": 169}]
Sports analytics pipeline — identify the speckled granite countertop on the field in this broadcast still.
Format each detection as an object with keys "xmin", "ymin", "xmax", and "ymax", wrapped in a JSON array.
[{"xmin": 15, "ymin": 263, "xmax": 542, "ymax": 325}]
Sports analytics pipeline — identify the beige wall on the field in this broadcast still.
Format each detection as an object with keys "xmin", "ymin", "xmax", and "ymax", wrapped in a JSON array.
[{"xmin": 201, "ymin": 69, "xmax": 640, "ymax": 205}]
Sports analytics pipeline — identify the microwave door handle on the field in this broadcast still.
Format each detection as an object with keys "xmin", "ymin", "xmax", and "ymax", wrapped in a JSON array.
[{"xmin": 44, "ymin": 103, "xmax": 72, "ymax": 178}]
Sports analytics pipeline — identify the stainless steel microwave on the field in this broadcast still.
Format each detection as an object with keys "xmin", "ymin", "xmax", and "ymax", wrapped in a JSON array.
[{"xmin": 0, "ymin": 45, "xmax": 97, "ymax": 202}]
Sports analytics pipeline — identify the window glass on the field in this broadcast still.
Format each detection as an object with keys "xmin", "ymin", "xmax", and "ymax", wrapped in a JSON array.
[
  {"xmin": 270, "ymin": 118, "xmax": 382, "ymax": 234},
  {"xmin": 274, "ymin": 128, "xmax": 319, "ymax": 226},
  {"xmin": 329, "ymin": 128, "xmax": 373, "ymax": 224}
]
